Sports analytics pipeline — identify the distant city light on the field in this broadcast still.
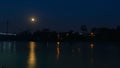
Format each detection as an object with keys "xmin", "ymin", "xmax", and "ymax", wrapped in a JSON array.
[
  {"xmin": 90, "ymin": 32, "xmax": 95, "ymax": 37},
  {"xmin": 57, "ymin": 41, "xmax": 60, "ymax": 45}
]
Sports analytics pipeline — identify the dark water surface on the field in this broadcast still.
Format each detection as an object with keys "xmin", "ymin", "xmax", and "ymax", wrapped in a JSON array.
[{"xmin": 0, "ymin": 41, "xmax": 120, "ymax": 68}]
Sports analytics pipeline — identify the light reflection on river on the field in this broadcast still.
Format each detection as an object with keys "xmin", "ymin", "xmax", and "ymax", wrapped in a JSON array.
[
  {"xmin": 56, "ymin": 41, "xmax": 60, "ymax": 61},
  {"xmin": 0, "ymin": 41, "xmax": 119, "ymax": 68},
  {"xmin": 27, "ymin": 42, "xmax": 36, "ymax": 68}
]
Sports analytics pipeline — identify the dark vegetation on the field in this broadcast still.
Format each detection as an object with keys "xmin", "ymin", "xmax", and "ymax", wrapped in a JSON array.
[{"xmin": 1, "ymin": 25, "xmax": 120, "ymax": 42}]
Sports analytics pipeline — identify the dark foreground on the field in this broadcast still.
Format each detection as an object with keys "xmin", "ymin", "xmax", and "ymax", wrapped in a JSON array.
[{"xmin": 0, "ymin": 41, "xmax": 120, "ymax": 68}]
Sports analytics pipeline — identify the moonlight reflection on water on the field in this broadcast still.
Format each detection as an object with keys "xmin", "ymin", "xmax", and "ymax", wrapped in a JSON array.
[{"xmin": 27, "ymin": 42, "xmax": 36, "ymax": 68}]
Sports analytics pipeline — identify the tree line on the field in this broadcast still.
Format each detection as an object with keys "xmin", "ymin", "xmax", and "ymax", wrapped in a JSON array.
[{"xmin": 14, "ymin": 25, "xmax": 120, "ymax": 42}]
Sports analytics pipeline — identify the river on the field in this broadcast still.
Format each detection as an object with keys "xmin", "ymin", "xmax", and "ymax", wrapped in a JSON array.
[{"xmin": 0, "ymin": 41, "xmax": 119, "ymax": 68}]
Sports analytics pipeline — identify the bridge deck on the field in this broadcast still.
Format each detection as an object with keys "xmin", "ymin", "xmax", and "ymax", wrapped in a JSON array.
[{"xmin": 0, "ymin": 33, "xmax": 16, "ymax": 36}]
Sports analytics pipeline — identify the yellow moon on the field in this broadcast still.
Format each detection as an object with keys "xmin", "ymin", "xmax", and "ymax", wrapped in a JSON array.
[{"xmin": 31, "ymin": 18, "xmax": 35, "ymax": 22}]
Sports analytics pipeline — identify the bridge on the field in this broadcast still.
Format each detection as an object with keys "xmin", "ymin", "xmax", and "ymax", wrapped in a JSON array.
[
  {"xmin": 0, "ymin": 33, "xmax": 16, "ymax": 36},
  {"xmin": 0, "ymin": 21, "xmax": 17, "ymax": 36}
]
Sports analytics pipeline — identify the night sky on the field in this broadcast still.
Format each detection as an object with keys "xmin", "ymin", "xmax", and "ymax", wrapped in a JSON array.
[{"xmin": 0, "ymin": 0, "xmax": 120, "ymax": 33}]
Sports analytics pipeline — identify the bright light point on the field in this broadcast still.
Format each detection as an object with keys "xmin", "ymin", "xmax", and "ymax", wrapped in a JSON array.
[
  {"xmin": 30, "ymin": 16, "xmax": 38, "ymax": 23},
  {"xmin": 31, "ymin": 18, "xmax": 35, "ymax": 22}
]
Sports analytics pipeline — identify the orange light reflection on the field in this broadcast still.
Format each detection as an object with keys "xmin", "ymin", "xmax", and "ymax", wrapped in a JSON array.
[
  {"xmin": 90, "ymin": 44, "xmax": 94, "ymax": 49},
  {"xmin": 56, "ymin": 42, "xmax": 60, "ymax": 61},
  {"xmin": 28, "ymin": 42, "xmax": 36, "ymax": 68}
]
